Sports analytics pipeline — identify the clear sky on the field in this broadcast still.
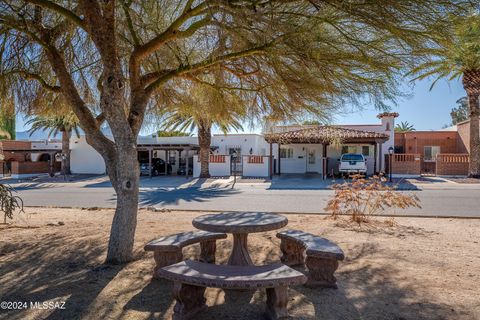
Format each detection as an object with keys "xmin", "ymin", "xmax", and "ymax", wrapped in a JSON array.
[
  {"xmin": 15, "ymin": 77, "xmax": 466, "ymax": 134},
  {"xmin": 332, "ymin": 78, "xmax": 465, "ymax": 131}
]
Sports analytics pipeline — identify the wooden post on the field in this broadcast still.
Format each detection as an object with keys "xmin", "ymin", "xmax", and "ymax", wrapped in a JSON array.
[
  {"xmin": 322, "ymin": 143, "xmax": 328, "ymax": 180},
  {"xmin": 378, "ymin": 142, "xmax": 383, "ymax": 173},
  {"xmin": 164, "ymin": 150, "xmax": 167, "ymax": 175},
  {"xmin": 269, "ymin": 143, "xmax": 273, "ymax": 179},
  {"xmin": 148, "ymin": 148, "xmax": 152, "ymax": 178},
  {"xmin": 277, "ymin": 143, "xmax": 281, "ymax": 175}
]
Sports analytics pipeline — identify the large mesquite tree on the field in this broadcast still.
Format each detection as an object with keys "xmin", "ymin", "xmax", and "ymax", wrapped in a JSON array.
[{"xmin": 0, "ymin": 0, "xmax": 467, "ymax": 263}]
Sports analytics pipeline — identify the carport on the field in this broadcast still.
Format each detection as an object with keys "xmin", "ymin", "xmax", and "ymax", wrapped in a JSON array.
[
  {"xmin": 137, "ymin": 143, "xmax": 200, "ymax": 178},
  {"xmin": 264, "ymin": 126, "xmax": 389, "ymax": 179}
]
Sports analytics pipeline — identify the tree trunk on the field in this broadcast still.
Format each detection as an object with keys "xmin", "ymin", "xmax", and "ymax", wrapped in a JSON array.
[
  {"xmin": 198, "ymin": 123, "xmax": 211, "ymax": 178},
  {"xmin": 104, "ymin": 142, "xmax": 140, "ymax": 264},
  {"xmin": 61, "ymin": 129, "xmax": 71, "ymax": 175},
  {"xmin": 468, "ymin": 93, "xmax": 480, "ymax": 178}
]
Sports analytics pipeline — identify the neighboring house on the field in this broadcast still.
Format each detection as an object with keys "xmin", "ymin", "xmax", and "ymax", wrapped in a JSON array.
[
  {"xmin": 392, "ymin": 119, "xmax": 478, "ymax": 176},
  {"xmin": 0, "ymin": 140, "xmax": 62, "ymax": 178}
]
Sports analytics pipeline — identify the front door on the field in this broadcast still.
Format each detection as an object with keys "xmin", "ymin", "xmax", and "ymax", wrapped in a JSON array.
[{"xmin": 306, "ymin": 148, "xmax": 317, "ymax": 172}]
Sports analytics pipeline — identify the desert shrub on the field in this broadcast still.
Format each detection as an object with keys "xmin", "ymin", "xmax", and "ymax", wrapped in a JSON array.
[
  {"xmin": 325, "ymin": 175, "xmax": 421, "ymax": 225},
  {"xmin": 0, "ymin": 183, "xmax": 24, "ymax": 224}
]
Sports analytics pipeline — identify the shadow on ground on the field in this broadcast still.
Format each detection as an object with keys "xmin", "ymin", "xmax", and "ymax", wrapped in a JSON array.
[
  {"xmin": 138, "ymin": 184, "xmax": 241, "ymax": 207},
  {"xmin": 0, "ymin": 219, "xmax": 470, "ymax": 320}
]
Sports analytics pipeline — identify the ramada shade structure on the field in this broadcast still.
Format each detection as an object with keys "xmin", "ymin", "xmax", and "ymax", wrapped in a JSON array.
[
  {"xmin": 264, "ymin": 126, "xmax": 390, "ymax": 179},
  {"xmin": 264, "ymin": 126, "xmax": 389, "ymax": 144}
]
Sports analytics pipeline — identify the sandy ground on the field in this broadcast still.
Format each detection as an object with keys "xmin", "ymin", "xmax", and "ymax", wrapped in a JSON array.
[{"xmin": 0, "ymin": 208, "xmax": 479, "ymax": 320}]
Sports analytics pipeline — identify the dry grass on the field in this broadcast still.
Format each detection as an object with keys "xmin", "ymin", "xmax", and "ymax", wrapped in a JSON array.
[{"xmin": 0, "ymin": 208, "xmax": 479, "ymax": 320}]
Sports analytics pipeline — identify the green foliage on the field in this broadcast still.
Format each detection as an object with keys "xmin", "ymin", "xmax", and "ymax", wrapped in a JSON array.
[
  {"xmin": 409, "ymin": 13, "xmax": 480, "ymax": 88},
  {"xmin": 0, "ymin": 183, "xmax": 23, "ymax": 224},
  {"xmin": 26, "ymin": 114, "xmax": 80, "ymax": 139},
  {"xmin": 160, "ymin": 81, "xmax": 245, "ymax": 134},
  {"xmin": 156, "ymin": 131, "xmax": 191, "ymax": 137},
  {"xmin": 394, "ymin": 121, "xmax": 416, "ymax": 132},
  {"xmin": 302, "ymin": 120, "xmax": 321, "ymax": 125},
  {"xmin": 450, "ymin": 97, "xmax": 469, "ymax": 125},
  {"xmin": 0, "ymin": 98, "xmax": 15, "ymax": 140}
]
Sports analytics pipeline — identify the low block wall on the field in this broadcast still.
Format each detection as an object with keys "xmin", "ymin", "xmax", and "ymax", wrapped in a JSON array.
[
  {"xmin": 386, "ymin": 154, "xmax": 421, "ymax": 176},
  {"xmin": 12, "ymin": 161, "xmax": 48, "ymax": 174},
  {"xmin": 436, "ymin": 154, "xmax": 469, "ymax": 176},
  {"xmin": 10, "ymin": 161, "xmax": 61, "ymax": 176},
  {"xmin": 193, "ymin": 155, "xmax": 231, "ymax": 177},
  {"xmin": 242, "ymin": 155, "xmax": 269, "ymax": 177}
]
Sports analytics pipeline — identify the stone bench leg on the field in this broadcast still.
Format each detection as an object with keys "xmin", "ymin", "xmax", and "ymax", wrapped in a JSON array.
[
  {"xmin": 172, "ymin": 281, "xmax": 207, "ymax": 320},
  {"xmin": 265, "ymin": 286, "xmax": 288, "ymax": 320},
  {"xmin": 199, "ymin": 239, "xmax": 217, "ymax": 264},
  {"xmin": 279, "ymin": 239, "xmax": 305, "ymax": 267},
  {"xmin": 305, "ymin": 256, "xmax": 339, "ymax": 288},
  {"xmin": 153, "ymin": 250, "xmax": 183, "ymax": 279}
]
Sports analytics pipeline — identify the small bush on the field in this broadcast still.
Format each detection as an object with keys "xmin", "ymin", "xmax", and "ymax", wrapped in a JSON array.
[
  {"xmin": 325, "ymin": 175, "xmax": 421, "ymax": 225},
  {"xmin": 1, "ymin": 183, "xmax": 24, "ymax": 224}
]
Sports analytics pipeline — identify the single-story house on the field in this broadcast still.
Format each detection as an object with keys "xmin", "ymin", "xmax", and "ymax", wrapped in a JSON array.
[
  {"xmin": 68, "ymin": 112, "xmax": 397, "ymax": 178},
  {"xmin": 0, "ymin": 140, "xmax": 62, "ymax": 178}
]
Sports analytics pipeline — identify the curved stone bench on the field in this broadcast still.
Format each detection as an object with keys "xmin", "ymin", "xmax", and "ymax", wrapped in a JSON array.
[
  {"xmin": 159, "ymin": 260, "xmax": 307, "ymax": 320},
  {"xmin": 144, "ymin": 231, "xmax": 227, "ymax": 278},
  {"xmin": 276, "ymin": 229, "xmax": 345, "ymax": 288}
]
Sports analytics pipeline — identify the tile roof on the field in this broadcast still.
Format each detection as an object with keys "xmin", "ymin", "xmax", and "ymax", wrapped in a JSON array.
[{"xmin": 264, "ymin": 126, "xmax": 389, "ymax": 144}]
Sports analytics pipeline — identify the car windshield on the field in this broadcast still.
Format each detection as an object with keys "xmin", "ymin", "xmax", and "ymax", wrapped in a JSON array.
[{"xmin": 341, "ymin": 154, "xmax": 363, "ymax": 161}]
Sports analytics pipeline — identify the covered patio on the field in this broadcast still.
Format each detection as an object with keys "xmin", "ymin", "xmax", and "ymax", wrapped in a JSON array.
[
  {"xmin": 137, "ymin": 143, "xmax": 200, "ymax": 178},
  {"xmin": 264, "ymin": 126, "xmax": 389, "ymax": 179}
]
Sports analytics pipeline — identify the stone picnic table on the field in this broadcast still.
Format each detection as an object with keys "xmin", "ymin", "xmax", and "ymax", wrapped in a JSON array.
[{"xmin": 192, "ymin": 211, "xmax": 288, "ymax": 266}]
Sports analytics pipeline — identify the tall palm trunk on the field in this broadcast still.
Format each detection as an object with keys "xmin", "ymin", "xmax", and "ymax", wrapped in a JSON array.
[
  {"xmin": 198, "ymin": 122, "xmax": 211, "ymax": 178},
  {"xmin": 61, "ymin": 129, "xmax": 71, "ymax": 175},
  {"xmin": 467, "ymin": 93, "xmax": 480, "ymax": 177},
  {"xmin": 463, "ymin": 70, "xmax": 480, "ymax": 178}
]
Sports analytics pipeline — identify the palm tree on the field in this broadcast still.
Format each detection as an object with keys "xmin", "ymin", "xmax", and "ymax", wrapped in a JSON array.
[
  {"xmin": 409, "ymin": 14, "xmax": 480, "ymax": 177},
  {"xmin": 161, "ymin": 83, "xmax": 245, "ymax": 178},
  {"xmin": 0, "ymin": 98, "xmax": 15, "ymax": 140},
  {"xmin": 395, "ymin": 121, "xmax": 416, "ymax": 132},
  {"xmin": 163, "ymin": 109, "xmax": 244, "ymax": 179},
  {"xmin": 26, "ymin": 114, "xmax": 80, "ymax": 175}
]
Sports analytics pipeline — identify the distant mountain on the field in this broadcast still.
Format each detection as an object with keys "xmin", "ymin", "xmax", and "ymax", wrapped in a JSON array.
[
  {"xmin": 15, "ymin": 125, "xmax": 113, "ymax": 141},
  {"xmin": 15, "ymin": 129, "xmax": 62, "ymax": 141}
]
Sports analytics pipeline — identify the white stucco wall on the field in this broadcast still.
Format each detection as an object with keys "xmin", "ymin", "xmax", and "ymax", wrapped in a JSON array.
[
  {"xmin": 277, "ymin": 144, "xmax": 323, "ymax": 174},
  {"xmin": 193, "ymin": 155, "xmax": 231, "ymax": 177},
  {"xmin": 242, "ymin": 156, "xmax": 270, "ymax": 177},
  {"xmin": 212, "ymin": 134, "xmax": 268, "ymax": 156},
  {"xmin": 70, "ymin": 136, "xmax": 106, "ymax": 174}
]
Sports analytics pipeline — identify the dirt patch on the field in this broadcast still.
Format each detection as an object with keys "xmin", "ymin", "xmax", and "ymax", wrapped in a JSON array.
[{"xmin": 1, "ymin": 208, "xmax": 479, "ymax": 320}]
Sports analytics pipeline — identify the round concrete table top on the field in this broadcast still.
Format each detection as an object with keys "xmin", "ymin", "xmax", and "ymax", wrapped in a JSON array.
[{"xmin": 192, "ymin": 211, "xmax": 288, "ymax": 234}]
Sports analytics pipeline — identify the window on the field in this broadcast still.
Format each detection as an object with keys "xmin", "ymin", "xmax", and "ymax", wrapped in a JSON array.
[
  {"xmin": 424, "ymin": 146, "xmax": 440, "ymax": 161},
  {"xmin": 341, "ymin": 146, "xmax": 357, "ymax": 154},
  {"xmin": 280, "ymin": 148, "xmax": 293, "ymax": 159},
  {"xmin": 362, "ymin": 146, "xmax": 371, "ymax": 157},
  {"xmin": 341, "ymin": 154, "xmax": 364, "ymax": 161}
]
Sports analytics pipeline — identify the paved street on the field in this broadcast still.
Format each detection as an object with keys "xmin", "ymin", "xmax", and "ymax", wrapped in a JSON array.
[{"xmin": 6, "ymin": 175, "xmax": 480, "ymax": 217}]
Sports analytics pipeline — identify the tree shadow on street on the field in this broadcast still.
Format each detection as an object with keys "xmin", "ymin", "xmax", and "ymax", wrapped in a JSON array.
[{"xmin": 138, "ymin": 185, "xmax": 241, "ymax": 207}]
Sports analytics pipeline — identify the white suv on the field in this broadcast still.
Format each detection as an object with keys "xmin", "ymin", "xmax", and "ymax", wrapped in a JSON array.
[{"xmin": 339, "ymin": 153, "xmax": 367, "ymax": 175}]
